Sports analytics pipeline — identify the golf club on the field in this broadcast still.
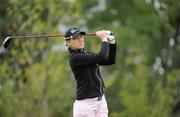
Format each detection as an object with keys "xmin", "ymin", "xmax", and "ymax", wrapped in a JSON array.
[{"xmin": 2, "ymin": 33, "xmax": 96, "ymax": 48}]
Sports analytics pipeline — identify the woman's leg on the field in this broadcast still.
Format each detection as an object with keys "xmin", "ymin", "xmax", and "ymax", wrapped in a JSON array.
[
  {"xmin": 96, "ymin": 96, "xmax": 109, "ymax": 117},
  {"xmin": 73, "ymin": 100, "xmax": 96, "ymax": 117}
]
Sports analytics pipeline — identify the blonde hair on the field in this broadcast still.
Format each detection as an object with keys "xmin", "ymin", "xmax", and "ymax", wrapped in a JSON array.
[{"xmin": 64, "ymin": 40, "xmax": 71, "ymax": 48}]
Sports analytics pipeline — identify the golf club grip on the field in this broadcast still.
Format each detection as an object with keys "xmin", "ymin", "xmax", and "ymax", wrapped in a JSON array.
[{"xmin": 85, "ymin": 33, "xmax": 96, "ymax": 36}]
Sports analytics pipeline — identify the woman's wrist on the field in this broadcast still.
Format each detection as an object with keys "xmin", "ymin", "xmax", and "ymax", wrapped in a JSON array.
[
  {"xmin": 101, "ymin": 37, "xmax": 108, "ymax": 42},
  {"xmin": 102, "ymin": 40, "xmax": 108, "ymax": 42}
]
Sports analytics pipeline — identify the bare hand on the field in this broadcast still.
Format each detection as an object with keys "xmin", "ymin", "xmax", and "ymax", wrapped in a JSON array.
[{"xmin": 96, "ymin": 31, "xmax": 108, "ymax": 42}]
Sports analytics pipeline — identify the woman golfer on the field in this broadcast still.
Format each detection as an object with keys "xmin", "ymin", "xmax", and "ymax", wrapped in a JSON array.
[{"xmin": 64, "ymin": 28, "xmax": 116, "ymax": 117}]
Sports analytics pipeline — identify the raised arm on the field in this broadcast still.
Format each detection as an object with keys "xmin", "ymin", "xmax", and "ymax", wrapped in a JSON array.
[
  {"xmin": 69, "ymin": 31, "xmax": 110, "ymax": 66},
  {"xmin": 98, "ymin": 30, "xmax": 117, "ymax": 65}
]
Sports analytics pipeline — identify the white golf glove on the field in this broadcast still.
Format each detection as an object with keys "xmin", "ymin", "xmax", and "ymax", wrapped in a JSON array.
[{"xmin": 103, "ymin": 30, "xmax": 115, "ymax": 44}]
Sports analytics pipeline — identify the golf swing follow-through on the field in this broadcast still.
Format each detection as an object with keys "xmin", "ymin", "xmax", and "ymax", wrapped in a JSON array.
[
  {"xmin": 64, "ymin": 28, "xmax": 116, "ymax": 117},
  {"xmin": 1, "ymin": 27, "xmax": 116, "ymax": 117}
]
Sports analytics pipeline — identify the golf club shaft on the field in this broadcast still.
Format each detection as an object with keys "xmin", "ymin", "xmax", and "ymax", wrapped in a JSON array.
[{"xmin": 10, "ymin": 33, "xmax": 96, "ymax": 39}]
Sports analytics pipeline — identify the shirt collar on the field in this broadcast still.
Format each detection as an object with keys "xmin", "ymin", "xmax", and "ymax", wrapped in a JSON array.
[{"xmin": 68, "ymin": 48, "xmax": 84, "ymax": 53}]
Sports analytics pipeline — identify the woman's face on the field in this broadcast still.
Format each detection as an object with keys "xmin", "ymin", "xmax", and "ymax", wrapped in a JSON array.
[{"xmin": 69, "ymin": 35, "xmax": 85, "ymax": 50}]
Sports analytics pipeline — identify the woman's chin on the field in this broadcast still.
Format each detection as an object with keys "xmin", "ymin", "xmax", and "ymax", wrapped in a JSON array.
[
  {"xmin": 79, "ymin": 47, "xmax": 84, "ymax": 49},
  {"xmin": 79, "ymin": 45, "xmax": 84, "ymax": 49}
]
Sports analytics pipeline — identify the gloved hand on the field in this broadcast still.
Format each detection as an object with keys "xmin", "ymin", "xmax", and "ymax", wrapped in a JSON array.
[{"xmin": 103, "ymin": 30, "xmax": 115, "ymax": 44}]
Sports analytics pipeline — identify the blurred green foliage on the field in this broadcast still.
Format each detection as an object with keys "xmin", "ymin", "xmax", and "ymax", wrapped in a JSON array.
[{"xmin": 0, "ymin": 0, "xmax": 180, "ymax": 117}]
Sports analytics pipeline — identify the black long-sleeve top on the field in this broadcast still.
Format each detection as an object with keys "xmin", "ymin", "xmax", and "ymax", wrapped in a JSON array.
[{"xmin": 68, "ymin": 42, "xmax": 116, "ymax": 100}]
